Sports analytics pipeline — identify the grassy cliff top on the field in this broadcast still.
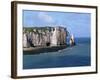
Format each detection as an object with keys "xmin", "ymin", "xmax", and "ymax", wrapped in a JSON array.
[{"xmin": 23, "ymin": 26, "xmax": 67, "ymax": 32}]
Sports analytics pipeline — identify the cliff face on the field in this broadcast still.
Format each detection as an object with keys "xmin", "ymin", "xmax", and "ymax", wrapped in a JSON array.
[{"xmin": 23, "ymin": 26, "xmax": 67, "ymax": 48}]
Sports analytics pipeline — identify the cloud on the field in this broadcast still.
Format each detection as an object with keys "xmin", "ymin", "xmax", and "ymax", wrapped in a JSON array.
[{"xmin": 38, "ymin": 12, "xmax": 54, "ymax": 23}]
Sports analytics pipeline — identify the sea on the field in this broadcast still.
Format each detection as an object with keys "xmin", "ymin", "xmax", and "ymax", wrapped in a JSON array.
[{"xmin": 23, "ymin": 38, "xmax": 91, "ymax": 69}]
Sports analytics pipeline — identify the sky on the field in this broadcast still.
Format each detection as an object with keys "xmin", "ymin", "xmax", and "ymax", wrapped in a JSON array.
[{"xmin": 23, "ymin": 10, "xmax": 91, "ymax": 38}]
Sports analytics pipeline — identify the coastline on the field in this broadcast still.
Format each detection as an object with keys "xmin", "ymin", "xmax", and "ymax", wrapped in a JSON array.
[{"xmin": 23, "ymin": 45, "xmax": 68, "ymax": 54}]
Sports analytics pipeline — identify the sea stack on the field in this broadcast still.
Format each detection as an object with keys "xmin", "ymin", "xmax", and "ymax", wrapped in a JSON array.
[{"xmin": 70, "ymin": 34, "xmax": 76, "ymax": 46}]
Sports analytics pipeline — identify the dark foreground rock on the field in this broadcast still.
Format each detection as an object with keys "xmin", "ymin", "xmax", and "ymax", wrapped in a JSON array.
[{"xmin": 23, "ymin": 45, "xmax": 67, "ymax": 55}]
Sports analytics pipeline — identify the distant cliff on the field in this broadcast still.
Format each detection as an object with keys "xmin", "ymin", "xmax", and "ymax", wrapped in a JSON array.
[{"xmin": 23, "ymin": 26, "xmax": 67, "ymax": 48}]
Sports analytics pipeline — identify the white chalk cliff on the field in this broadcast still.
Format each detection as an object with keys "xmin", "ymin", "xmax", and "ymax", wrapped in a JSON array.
[{"xmin": 51, "ymin": 28, "xmax": 58, "ymax": 46}]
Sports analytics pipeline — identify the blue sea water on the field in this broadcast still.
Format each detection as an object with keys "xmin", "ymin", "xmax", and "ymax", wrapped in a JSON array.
[{"xmin": 23, "ymin": 38, "xmax": 91, "ymax": 69}]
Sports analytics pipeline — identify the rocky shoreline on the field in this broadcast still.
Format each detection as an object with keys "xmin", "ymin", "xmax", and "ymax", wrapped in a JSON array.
[{"xmin": 23, "ymin": 45, "xmax": 67, "ymax": 55}]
